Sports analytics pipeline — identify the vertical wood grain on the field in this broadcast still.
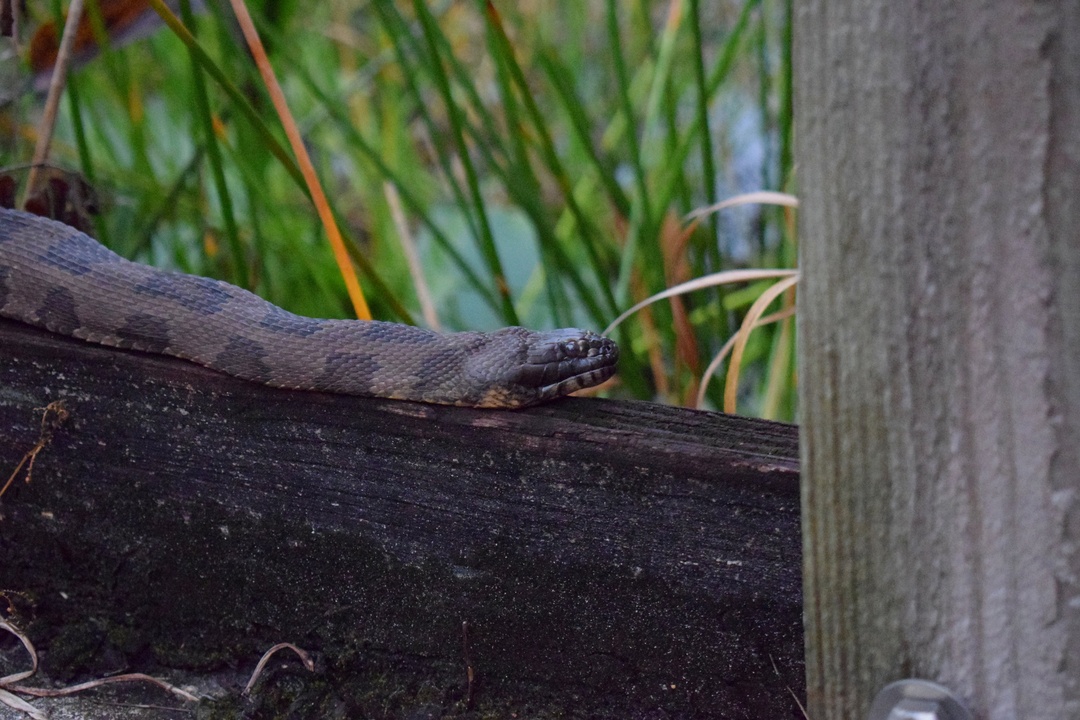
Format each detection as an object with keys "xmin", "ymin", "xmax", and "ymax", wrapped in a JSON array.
[{"xmin": 795, "ymin": 0, "xmax": 1080, "ymax": 717}]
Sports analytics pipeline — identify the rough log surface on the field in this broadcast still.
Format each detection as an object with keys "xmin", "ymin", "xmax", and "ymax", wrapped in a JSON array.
[{"xmin": 0, "ymin": 318, "xmax": 804, "ymax": 719}]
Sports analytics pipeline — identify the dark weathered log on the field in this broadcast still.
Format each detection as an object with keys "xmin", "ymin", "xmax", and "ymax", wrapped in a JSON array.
[{"xmin": 0, "ymin": 317, "xmax": 803, "ymax": 719}]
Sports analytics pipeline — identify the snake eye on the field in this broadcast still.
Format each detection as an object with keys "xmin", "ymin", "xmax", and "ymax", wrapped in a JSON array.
[{"xmin": 565, "ymin": 341, "xmax": 591, "ymax": 358}]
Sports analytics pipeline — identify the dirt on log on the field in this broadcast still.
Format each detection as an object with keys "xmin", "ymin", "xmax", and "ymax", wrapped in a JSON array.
[{"xmin": 0, "ymin": 317, "xmax": 803, "ymax": 719}]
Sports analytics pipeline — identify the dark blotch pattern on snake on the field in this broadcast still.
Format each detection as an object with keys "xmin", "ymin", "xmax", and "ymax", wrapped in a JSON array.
[{"xmin": 0, "ymin": 209, "xmax": 618, "ymax": 408}]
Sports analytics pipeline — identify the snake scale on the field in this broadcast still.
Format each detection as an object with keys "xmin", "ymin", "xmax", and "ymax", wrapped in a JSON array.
[{"xmin": 0, "ymin": 208, "xmax": 618, "ymax": 408}]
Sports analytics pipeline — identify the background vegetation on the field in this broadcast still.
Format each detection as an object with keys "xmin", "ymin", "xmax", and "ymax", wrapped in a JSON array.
[{"xmin": 0, "ymin": 0, "xmax": 796, "ymax": 418}]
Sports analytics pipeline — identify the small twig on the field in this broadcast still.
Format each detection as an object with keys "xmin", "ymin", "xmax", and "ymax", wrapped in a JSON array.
[
  {"xmin": 0, "ymin": 616, "xmax": 200, "ymax": 718},
  {"xmin": 101, "ymin": 700, "xmax": 195, "ymax": 713},
  {"xmin": 788, "ymin": 685, "xmax": 810, "ymax": 719},
  {"xmin": 0, "ymin": 590, "xmax": 31, "ymax": 619},
  {"xmin": 770, "ymin": 653, "xmax": 810, "ymax": 720},
  {"xmin": 1, "ymin": 401, "xmax": 69, "ymax": 499},
  {"xmin": 242, "ymin": 643, "xmax": 315, "ymax": 696},
  {"xmin": 9, "ymin": 674, "xmax": 199, "ymax": 703},
  {"xmin": 22, "ymin": 0, "xmax": 86, "ymax": 205},
  {"xmin": 461, "ymin": 621, "xmax": 475, "ymax": 711},
  {"xmin": 0, "ymin": 617, "xmax": 47, "ymax": 718},
  {"xmin": 0, "ymin": 618, "xmax": 39, "ymax": 686}
]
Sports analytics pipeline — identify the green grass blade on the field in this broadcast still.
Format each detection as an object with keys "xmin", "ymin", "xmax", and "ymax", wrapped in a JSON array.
[
  {"xmin": 652, "ymin": 0, "xmax": 757, "ymax": 226},
  {"xmin": 61, "ymin": 74, "xmax": 111, "ymax": 243},
  {"xmin": 370, "ymin": 1, "xmax": 486, "ymax": 248},
  {"xmin": 178, "ymin": 0, "xmax": 245, "ymax": 288},
  {"xmin": 483, "ymin": 2, "xmax": 619, "ymax": 322},
  {"xmin": 537, "ymin": 51, "xmax": 631, "ymax": 217},
  {"xmin": 287, "ymin": 55, "xmax": 503, "ymax": 316},
  {"xmin": 606, "ymin": 0, "xmax": 657, "ymax": 308},
  {"xmin": 410, "ymin": 0, "xmax": 519, "ymax": 326},
  {"xmin": 779, "ymin": 0, "xmax": 794, "ymax": 190},
  {"xmin": 604, "ymin": 0, "xmax": 652, "ymax": 230},
  {"xmin": 638, "ymin": 0, "xmax": 684, "ymax": 165},
  {"xmin": 688, "ymin": 0, "xmax": 720, "ymax": 260},
  {"xmin": 144, "ymin": 0, "xmax": 308, "ymax": 197}
]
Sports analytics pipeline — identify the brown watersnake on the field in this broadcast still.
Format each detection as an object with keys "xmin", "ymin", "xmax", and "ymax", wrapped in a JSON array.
[{"xmin": 0, "ymin": 208, "xmax": 618, "ymax": 408}]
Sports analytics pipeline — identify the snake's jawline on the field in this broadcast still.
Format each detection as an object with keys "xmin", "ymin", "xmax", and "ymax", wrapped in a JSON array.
[{"xmin": 0, "ymin": 209, "xmax": 619, "ymax": 409}]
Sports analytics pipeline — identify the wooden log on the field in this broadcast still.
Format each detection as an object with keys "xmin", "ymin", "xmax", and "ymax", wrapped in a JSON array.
[{"xmin": 0, "ymin": 317, "xmax": 804, "ymax": 718}]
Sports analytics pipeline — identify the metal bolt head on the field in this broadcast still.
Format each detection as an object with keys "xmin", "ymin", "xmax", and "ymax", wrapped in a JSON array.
[
  {"xmin": 887, "ymin": 697, "xmax": 946, "ymax": 720},
  {"xmin": 868, "ymin": 680, "xmax": 971, "ymax": 720}
]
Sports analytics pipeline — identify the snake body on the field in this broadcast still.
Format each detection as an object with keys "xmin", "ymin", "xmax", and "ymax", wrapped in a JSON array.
[{"xmin": 0, "ymin": 208, "xmax": 618, "ymax": 408}]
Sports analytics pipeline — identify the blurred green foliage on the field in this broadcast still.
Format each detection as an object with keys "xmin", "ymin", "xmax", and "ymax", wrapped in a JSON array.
[{"xmin": 0, "ymin": 0, "xmax": 796, "ymax": 418}]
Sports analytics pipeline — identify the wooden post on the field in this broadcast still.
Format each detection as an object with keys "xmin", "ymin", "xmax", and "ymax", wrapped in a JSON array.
[{"xmin": 796, "ymin": 1, "xmax": 1080, "ymax": 718}]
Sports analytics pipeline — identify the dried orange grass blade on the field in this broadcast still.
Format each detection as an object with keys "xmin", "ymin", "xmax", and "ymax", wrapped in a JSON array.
[
  {"xmin": 0, "ymin": 618, "xmax": 38, "ymax": 686},
  {"xmin": 603, "ymin": 269, "xmax": 799, "ymax": 337},
  {"xmin": 1, "ymin": 617, "xmax": 199, "ymax": 706},
  {"xmin": 608, "ymin": 192, "xmax": 800, "ymax": 409},
  {"xmin": 658, "ymin": 210, "xmax": 702, "ymax": 402},
  {"xmin": 683, "ymin": 191, "xmax": 799, "ymax": 222},
  {"xmin": 385, "ymin": 181, "xmax": 439, "ymax": 331},
  {"xmin": 0, "ymin": 617, "xmax": 45, "ymax": 719},
  {"xmin": 227, "ymin": 0, "xmax": 371, "ymax": 320},
  {"xmin": 243, "ymin": 642, "xmax": 315, "ymax": 695},
  {"xmin": 759, "ymin": 285, "xmax": 798, "ymax": 419},
  {"xmin": 723, "ymin": 274, "xmax": 800, "ymax": 414},
  {"xmin": 695, "ymin": 304, "xmax": 796, "ymax": 410},
  {"xmin": 629, "ymin": 273, "xmax": 672, "ymax": 399},
  {"xmin": 0, "ymin": 689, "xmax": 43, "ymax": 719}
]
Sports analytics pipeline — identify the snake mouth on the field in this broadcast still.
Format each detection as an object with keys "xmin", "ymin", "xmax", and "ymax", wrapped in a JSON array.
[
  {"xmin": 537, "ymin": 360, "xmax": 618, "ymax": 400},
  {"xmin": 518, "ymin": 329, "xmax": 619, "ymax": 402}
]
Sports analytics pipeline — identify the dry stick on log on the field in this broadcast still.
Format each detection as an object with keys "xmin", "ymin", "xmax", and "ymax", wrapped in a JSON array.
[
  {"xmin": 0, "ymin": 401, "xmax": 68, "ymax": 499},
  {"xmin": 0, "ymin": 317, "xmax": 803, "ymax": 717},
  {"xmin": 22, "ymin": 0, "xmax": 85, "ymax": 203},
  {"xmin": 242, "ymin": 643, "xmax": 315, "ymax": 696}
]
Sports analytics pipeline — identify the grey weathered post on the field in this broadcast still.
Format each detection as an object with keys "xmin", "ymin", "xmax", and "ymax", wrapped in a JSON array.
[{"xmin": 796, "ymin": 1, "xmax": 1079, "ymax": 718}]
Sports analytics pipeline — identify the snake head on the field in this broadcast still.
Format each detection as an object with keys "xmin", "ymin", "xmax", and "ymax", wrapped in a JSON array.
[{"xmin": 471, "ymin": 327, "xmax": 619, "ymax": 408}]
